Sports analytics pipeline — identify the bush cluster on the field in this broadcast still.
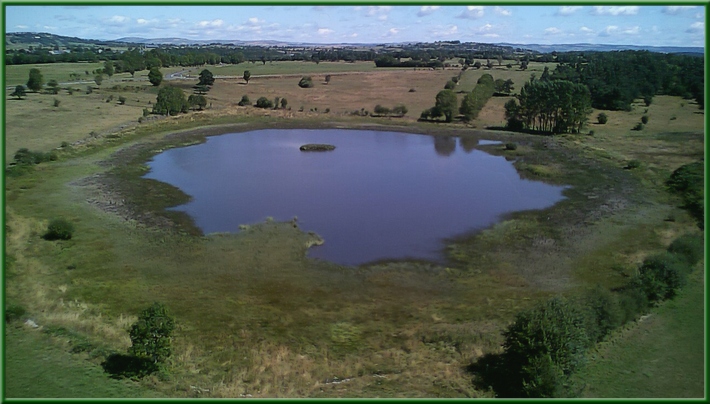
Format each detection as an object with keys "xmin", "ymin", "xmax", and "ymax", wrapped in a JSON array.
[
  {"xmin": 373, "ymin": 104, "xmax": 408, "ymax": 117},
  {"xmin": 667, "ymin": 161, "xmax": 704, "ymax": 229},
  {"xmin": 475, "ymin": 233, "xmax": 702, "ymax": 398}
]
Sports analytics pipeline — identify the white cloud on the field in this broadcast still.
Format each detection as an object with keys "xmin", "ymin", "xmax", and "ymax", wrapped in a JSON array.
[
  {"xmin": 544, "ymin": 27, "xmax": 563, "ymax": 35},
  {"xmin": 557, "ymin": 6, "xmax": 582, "ymax": 16},
  {"xmin": 580, "ymin": 26, "xmax": 594, "ymax": 34},
  {"xmin": 494, "ymin": 6, "xmax": 511, "ymax": 16},
  {"xmin": 317, "ymin": 28, "xmax": 334, "ymax": 35},
  {"xmin": 621, "ymin": 26, "xmax": 639, "ymax": 35},
  {"xmin": 483, "ymin": 33, "xmax": 500, "ymax": 38},
  {"xmin": 43, "ymin": 25, "xmax": 57, "ymax": 30},
  {"xmin": 247, "ymin": 17, "xmax": 263, "ymax": 26},
  {"xmin": 477, "ymin": 23, "xmax": 494, "ymax": 33},
  {"xmin": 197, "ymin": 19, "xmax": 223, "ymax": 28},
  {"xmin": 457, "ymin": 6, "xmax": 484, "ymax": 19},
  {"xmin": 105, "ymin": 15, "xmax": 129, "ymax": 26},
  {"xmin": 432, "ymin": 25, "xmax": 458, "ymax": 37},
  {"xmin": 592, "ymin": 6, "xmax": 639, "ymax": 16},
  {"xmin": 687, "ymin": 21, "xmax": 704, "ymax": 33},
  {"xmin": 389, "ymin": 28, "xmax": 399, "ymax": 34},
  {"xmin": 600, "ymin": 26, "xmax": 618, "ymax": 36},
  {"xmin": 417, "ymin": 6, "xmax": 440, "ymax": 17},
  {"xmin": 136, "ymin": 18, "xmax": 158, "ymax": 25},
  {"xmin": 366, "ymin": 6, "xmax": 391, "ymax": 16},
  {"xmin": 663, "ymin": 6, "xmax": 697, "ymax": 15},
  {"xmin": 16, "ymin": 24, "xmax": 28, "ymax": 29},
  {"xmin": 378, "ymin": 15, "xmax": 388, "ymax": 21}
]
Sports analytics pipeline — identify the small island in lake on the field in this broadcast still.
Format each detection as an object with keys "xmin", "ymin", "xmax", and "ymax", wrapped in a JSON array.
[{"xmin": 300, "ymin": 143, "xmax": 336, "ymax": 151}]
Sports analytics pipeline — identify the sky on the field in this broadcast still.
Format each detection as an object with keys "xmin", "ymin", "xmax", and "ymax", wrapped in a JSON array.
[{"xmin": 4, "ymin": 5, "xmax": 706, "ymax": 47}]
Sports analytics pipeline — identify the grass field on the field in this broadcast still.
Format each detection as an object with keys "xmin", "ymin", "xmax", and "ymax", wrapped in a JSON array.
[
  {"xmin": 5, "ymin": 324, "xmax": 164, "ymax": 398},
  {"xmin": 573, "ymin": 268, "xmax": 705, "ymax": 398},
  {"xmin": 4, "ymin": 59, "xmax": 704, "ymax": 398}
]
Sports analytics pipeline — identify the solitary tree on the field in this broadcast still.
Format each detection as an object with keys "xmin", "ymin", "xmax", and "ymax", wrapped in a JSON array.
[
  {"xmin": 198, "ymin": 69, "xmax": 215, "ymax": 86},
  {"xmin": 103, "ymin": 60, "xmax": 114, "ymax": 78},
  {"xmin": 129, "ymin": 303, "xmax": 175, "ymax": 367},
  {"xmin": 26, "ymin": 68, "xmax": 43, "ymax": 92},
  {"xmin": 255, "ymin": 96, "xmax": 273, "ymax": 109},
  {"xmin": 280, "ymin": 98, "xmax": 288, "ymax": 109},
  {"xmin": 434, "ymin": 89, "xmax": 458, "ymax": 122},
  {"xmin": 94, "ymin": 74, "xmax": 103, "ymax": 86},
  {"xmin": 148, "ymin": 67, "xmax": 163, "ymax": 86},
  {"xmin": 243, "ymin": 70, "xmax": 251, "ymax": 84},
  {"xmin": 153, "ymin": 86, "xmax": 188, "ymax": 116},
  {"xmin": 10, "ymin": 85, "xmax": 26, "ymax": 100},
  {"xmin": 325, "ymin": 74, "xmax": 331, "ymax": 85}
]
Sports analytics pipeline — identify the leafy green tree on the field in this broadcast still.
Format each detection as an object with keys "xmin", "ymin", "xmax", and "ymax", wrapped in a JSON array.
[
  {"xmin": 188, "ymin": 94, "xmax": 207, "ymax": 110},
  {"xmin": 129, "ymin": 303, "xmax": 175, "ymax": 365},
  {"xmin": 597, "ymin": 112, "xmax": 608, "ymax": 124},
  {"xmin": 198, "ymin": 69, "xmax": 215, "ymax": 86},
  {"xmin": 280, "ymin": 98, "xmax": 288, "ymax": 109},
  {"xmin": 434, "ymin": 89, "xmax": 458, "ymax": 122},
  {"xmin": 118, "ymin": 96, "xmax": 127, "ymax": 105},
  {"xmin": 243, "ymin": 70, "xmax": 251, "ymax": 84},
  {"xmin": 148, "ymin": 67, "xmax": 163, "ymax": 86},
  {"xmin": 460, "ymin": 74, "xmax": 496, "ymax": 121},
  {"xmin": 26, "ymin": 68, "xmax": 43, "ymax": 92},
  {"xmin": 10, "ymin": 85, "xmax": 26, "ymax": 99},
  {"xmin": 392, "ymin": 104, "xmax": 408, "ymax": 117},
  {"xmin": 444, "ymin": 80, "xmax": 456, "ymax": 90},
  {"xmin": 153, "ymin": 86, "xmax": 188, "ymax": 116},
  {"xmin": 94, "ymin": 74, "xmax": 103, "ymax": 86},
  {"xmin": 103, "ymin": 60, "xmax": 114, "ymax": 77}
]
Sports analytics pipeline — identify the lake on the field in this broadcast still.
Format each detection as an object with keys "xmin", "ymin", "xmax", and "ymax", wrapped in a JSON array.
[{"xmin": 144, "ymin": 129, "xmax": 568, "ymax": 266}]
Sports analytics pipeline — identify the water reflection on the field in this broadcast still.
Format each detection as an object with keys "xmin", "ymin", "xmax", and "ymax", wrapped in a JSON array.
[
  {"xmin": 433, "ymin": 136, "xmax": 457, "ymax": 156},
  {"xmin": 145, "ymin": 129, "xmax": 567, "ymax": 266}
]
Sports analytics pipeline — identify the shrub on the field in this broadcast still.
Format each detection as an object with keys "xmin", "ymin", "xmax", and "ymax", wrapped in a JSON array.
[
  {"xmin": 596, "ymin": 113, "xmax": 608, "ymax": 124},
  {"xmin": 237, "ymin": 95, "xmax": 250, "ymax": 106},
  {"xmin": 632, "ymin": 122, "xmax": 643, "ymax": 131},
  {"xmin": 53, "ymin": 98, "xmax": 60, "ymax": 108},
  {"xmin": 255, "ymin": 96, "xmax": 273, "ymax": 109},
  {"xmin": 641, "ymin": 115, "xmax": 649, "ymax": 124},
  {"xmin": 636, "ymin": 252, "xmax": 690, "ymax": 302},
  {"xmin": 5, "ymin": 304, "xmax": 26, "ymax": 322},
  {"xmin": 501, "ymin": 297, "xmax": 590, "ymax": 397},
  {"xmin": 444, "ymin": 80, "xmax": 457, "ymax": 90},
  {"xmin": 577, "ymin": 286, "xmax": 624, "ymax": 342},
  {"xmin": 14, "ymin": 148, "xmax": 56, "ymax": 165},
  {"xmin": 280, "ymin": 98, "xmax": 288, "ymax": 109},
  {"xmin": 625, "ymin": 160, "xmax": 641, "ymax": 169},
  {"xmin": 129, "ymin": 302, "xmax": 175, "ymax": 365},
  {"xmin": 409, "ymin": 88, "xmax": 416, "ymax": 92},
  {"xmin": 44, "ymin": 218, "xmax": 75, "ymax": 240},
  {"xmin": 298, "ymin": 76, "xmax": 314, "ymax": 88},
  {"xmin": 644, "ymin": 96, "xmax": 652, "ymax": 106},
  {"xmin": 374, "ymin": 104, "xmax": 390, "ymax": 116},
  {"xmin": 392, "ymin": 104, "xmax": 408, "ymax": 117},
  {"xmin": 142, "ymin": 108, "xmax": 150, "ymax": 117},
  {"xmin": 617, "ymin": 285, "xmax": 649, "ymax": 323},
  {"xmin": 667, "ymin": 234, "xmax": 704, "ymax": 266},
  {"xmin": 118, "ymin": 96, "xmax": 127, "ymax": 105},
  {"xmin": 667, "ymin": 161, "xmax": 704, "ymax": 229},
  {"xmin": 86, "ymin": 86, "xmax": 93, "ymax": 94},
  {"xmin": 505, "ymin": 142, "xmax": 518, "ymax": 151},
  {"xmin": 588, "ymin": 130, "xmax": 595, "ymax": 136}
]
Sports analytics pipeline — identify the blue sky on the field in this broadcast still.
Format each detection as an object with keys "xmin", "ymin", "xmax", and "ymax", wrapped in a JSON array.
[{"xmin": 5, "ymin": 5, "xmax": 706, "ymax": 47}]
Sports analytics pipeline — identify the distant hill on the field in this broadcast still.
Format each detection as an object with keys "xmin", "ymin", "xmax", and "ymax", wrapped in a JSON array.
[
  {"xmin": 497, "ymin": 42, "xmax": 704, "ymax": 55},
  {"xmin": 6, "ymin": 32, "xmax": 704, "ymax": 55}
]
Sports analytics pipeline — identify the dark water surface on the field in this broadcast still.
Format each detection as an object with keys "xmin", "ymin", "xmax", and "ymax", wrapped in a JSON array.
[{"xmin": 144, "ymin": 129, "xmax": 568, "ymax": 266}]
